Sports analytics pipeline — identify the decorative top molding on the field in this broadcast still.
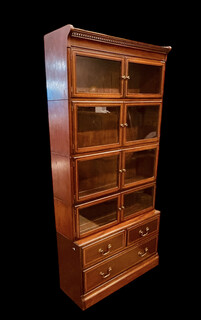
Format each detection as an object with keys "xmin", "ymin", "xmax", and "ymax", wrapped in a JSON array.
[{"xmin": 70, "ymin": 28, "xmax": 172, "ymax": 55}]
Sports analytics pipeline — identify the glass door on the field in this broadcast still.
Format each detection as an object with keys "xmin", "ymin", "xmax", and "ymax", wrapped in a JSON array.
[
  {"xmin": 125, "ymin": 58, "xmax": 165, "ymax": 98},
  {"xmin": 121, "ymin": 184, "xmax": 155, "ymax": 220},
  {"xmin": 75, "ymin": 151, "xmax": 121, "ymax": 201},
  {"xmin": 122, "ymin": 145, "xmax": 158, "ymax": 188},
  {"xmin": 73, "ymin": 103, "xmax": 123, "ymax": 153},
  {"xmin": 75, "ymin": 194, "xmax": 120, "ymax": 237},
  {"xmin": 123, "ymin": 103, "xmax": 162, "ymax": 146},
  {"xmin": 72, "ymin": 50, "xmax": 124, "ymax": 97}
]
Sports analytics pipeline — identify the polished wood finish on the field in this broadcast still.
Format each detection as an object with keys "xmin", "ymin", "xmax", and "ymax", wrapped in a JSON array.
[
  {"xmin": 127, "ymin": 216, "xmax": 159, "ymax": 245},
  {"xmin": 83, "ymin": 235, "xmax": 158, "ymax": 293},
  {"xmin": 82, "ymin": 254, "xmax": 159, "ymax": 310},
  {"xmin": 82, "ymin": 230, "xmax": 126, "ymax": 268},
  {"xmin": 44, "ymin": 25, "xmax": 171, "ymax": 310}
]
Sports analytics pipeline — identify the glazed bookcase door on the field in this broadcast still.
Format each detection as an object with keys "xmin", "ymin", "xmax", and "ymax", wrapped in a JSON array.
[
  {"xmin": 123, "ymin": 103, "xmax": 162, "ymax": 146},
  {"xmin": 75, "ymin": 194, "xmax": 121, "ymax": 238},
  {"xmin": 122, "ymin": 145, "xmax": 158, "ymax": 189},
  {"xmin": 125, "ymin": 58, "xmax": 165, "ymax": 98},
  {"xmin": 73, "ymin": 103, "xmax": 123, "ymax": 153},
  {"xmin": 72, "ymin": 50, "xmax": 124, "ymax": 98},
  {"xmin": 75, "ymin": 151, "xmax": 121, "ymax": 201},
  {"xmin": 120, "ymin": 184, "xmax": 156, "ymax": 220}
]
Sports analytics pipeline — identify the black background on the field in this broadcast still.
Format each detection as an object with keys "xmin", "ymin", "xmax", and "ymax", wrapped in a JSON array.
[{"xmin": 19, "ymin": 5, "xmax": 191, "ymax": 317}]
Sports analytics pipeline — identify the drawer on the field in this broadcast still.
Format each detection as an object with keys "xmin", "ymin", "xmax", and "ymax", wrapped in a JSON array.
[
  {"xmin": 127, "ymin": 217, "xmax": 159, "ymax": 246},
  {"xmin": 83, "ymin": 235, "xmax": 158, "ymax": 293},
  {"xmin": 82, "ymin": 230, "xmax": 126, "ymax": 268}
]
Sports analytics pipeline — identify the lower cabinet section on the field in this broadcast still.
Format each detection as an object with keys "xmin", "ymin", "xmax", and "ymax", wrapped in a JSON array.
[
  {"xmin": 83, "ymin": 235, "xmax": 158, "ymax": 293},
  {"xmin": 57, "ymin": 210, "xmax": 160, "ymax": 310}
]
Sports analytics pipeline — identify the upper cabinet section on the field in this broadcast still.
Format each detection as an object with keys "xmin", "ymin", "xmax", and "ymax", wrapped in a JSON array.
[
  {"xmin": 44, "ymin": 25, "xmax": 171, "ymax": 100},
  {"xmin": 70, "ymin": 49, "xmax": 165, "ymax": 99}
]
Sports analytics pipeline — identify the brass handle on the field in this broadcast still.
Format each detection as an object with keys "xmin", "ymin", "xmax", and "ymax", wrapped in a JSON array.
[
  {"xmin": 139, "ymin": 227, "xmax": 149, "ymax": 237},
  {"xmin": 100, "ymin": 267, "xmax": 112, "ymax": 279},
  {"xmin": 119, "ymin": 169, "xmax": 123, "ymax": 173},
  {"xmin": 138, "ymin": 247, "xmax": 149, "ymax": 257},
  {"xmin": 124, "ymin": 123, "xmax": 128, "ymax": 127},
  {"xmin": 121, "ymin": 75, "xmax": 130, "ymax": 80},
  {"xmin": 118, "ymin": 207, "xmax": 122, "ymax": 211},
  {"xmin": 122, "ymin": 168, "xmax": 126, "ymax": 172},
  {"xmin": 98, "ymin": 244, "xmax": 112, "ymax": 256},
  {"xmin": 120, "ymin": 123, "xmax": 124, "ymax": 127}
]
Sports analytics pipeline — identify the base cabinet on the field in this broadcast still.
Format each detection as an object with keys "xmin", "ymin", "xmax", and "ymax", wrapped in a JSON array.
[{"xmin": 44, "ymin": 25, "xmax": 171, "ymax": 310}]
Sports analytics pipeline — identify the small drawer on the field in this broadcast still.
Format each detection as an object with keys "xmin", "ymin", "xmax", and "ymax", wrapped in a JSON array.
[
  {"xmin": 82, "ymin": 230, "xmax": 126, "ymax": 268},
  {"xmin": 83, "ymin": 235, "xmax": 158, "ymax": 293},
  {"xmin": 127, "ymin": 217, "xmax": 159, "ymax": 246}
]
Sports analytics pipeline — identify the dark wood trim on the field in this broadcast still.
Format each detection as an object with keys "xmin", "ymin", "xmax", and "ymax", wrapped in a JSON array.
[{"xmin": 70, "ymin": 27, "xmax": 172, "ymax": 55}]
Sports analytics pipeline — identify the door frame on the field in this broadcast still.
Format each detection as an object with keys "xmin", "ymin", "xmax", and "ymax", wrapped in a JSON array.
[
  {"xmin": 121, "ymin": 143, "xmax": 159, "ymax": 190},
  {"xmin": 124, "ymin": 57, "xmax": 166, "ymax": 98},
  {"xmin": 122, "ymin": 101, "xmax": 163, "ymax": 147},
  {"xmin": 71, "ymin": 49, "xmax": 125, "ymax": 98},
  {"xmin": 74, "ymin": 193, "xmax": 121, "ymax": 238},
  {"xmin": 74, "ymin": 150, "xmax": 122, "ymax": 202},
  {"xmin": 72, "ymin": 101, "xmax": 124, "ymax": 153}
]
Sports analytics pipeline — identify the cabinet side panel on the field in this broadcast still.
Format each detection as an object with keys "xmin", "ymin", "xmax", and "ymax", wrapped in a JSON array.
[
  {"xmin": 51, "ymin": 153, "xmax": 73, "ymax": 239},
  {"xmin": 56, "ymin": 232, "xmax": 83, "ymax": 308},
  {"xmin": 48, "ymin": 100, "xmax": 69, "ymax": 156},
  {"xmin": 54, "ymin": 198, "xmax": 73, "ymax": 240},
  {"xmin": 44, "ymin": 25, "xmax": 72, "ymax": 100},
  {"xmin": 51, "ymin": 154, "xmax": 70, "ymax": 203}
]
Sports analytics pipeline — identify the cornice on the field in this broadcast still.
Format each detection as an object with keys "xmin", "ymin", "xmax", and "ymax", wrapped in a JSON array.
[{"xmin": 70, "ymin": 27, "xmax": 172, "ymax": 55}]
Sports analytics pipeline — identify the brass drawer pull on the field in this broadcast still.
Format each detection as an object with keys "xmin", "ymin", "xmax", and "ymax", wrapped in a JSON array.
[
  {"xmin": 98, "ymin": 244, "xmax": 112, "ymax": 256},
  {"xmin": 139, "ymin": 227, "xmax": 149, "ymax": 237},
  {"xmin": 138, "ymin": 247, "xmax": 149, "ymax": 257},
  {"xmin": 100, "ymin": 266, "xmax": 112, "ymax": 278}
]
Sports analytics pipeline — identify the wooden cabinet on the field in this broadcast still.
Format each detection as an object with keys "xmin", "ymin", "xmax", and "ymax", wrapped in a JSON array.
[{"xmin": 44, "ymin": 25, "xmax": 171, "ymax": 310}]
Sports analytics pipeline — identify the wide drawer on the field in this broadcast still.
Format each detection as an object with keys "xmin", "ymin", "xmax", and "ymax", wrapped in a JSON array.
[
  {"xmin": 83, "ymin": 235, "xmax": 158, "ymax": 293},
  {"xmin": 127, "ymin": 217, "xmax": 159, "ymax": 246},
  {"xmin": 82, "ymin": 230, "xmax": 126, "ymax": 268}
]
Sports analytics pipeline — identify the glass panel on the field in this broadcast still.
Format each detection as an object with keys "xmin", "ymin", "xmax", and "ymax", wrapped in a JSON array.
[
  {"xmin": 126, "ymin": 105, "xmax": 159, "ymax": 142},
  {"xmin": 79, "ymin": 198, "xmax": 118, "ymax": 235},
  {"xmin": 124, "ymin": 186, "xmax": 154, "ymax": 218},
  {"xmin": 124, "ymin": 149, "xmax": 156, "ymax": 185},
  {"xmin": 78, "ymin": 155, "xmax": 119, "ymax": 198},
  {"xmin": 77, "ymin": 106, "xmax": 120, "ymax": 149},
  {"xmin": 75, "ymin": 55, "xmax": 121, "ymax": 94},
  {"xmin": 128, "ymin": 62, "xmax": 162, "ymax": 94}
]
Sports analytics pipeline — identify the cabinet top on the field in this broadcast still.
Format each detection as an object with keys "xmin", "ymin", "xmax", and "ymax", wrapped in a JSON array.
[{"xmin": 45, "ymin": 24, "xmax": 172, "ymax": 55}]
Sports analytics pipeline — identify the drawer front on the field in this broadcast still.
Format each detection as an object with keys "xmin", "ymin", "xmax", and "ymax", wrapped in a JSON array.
[
  {"xmin": 84, "ymin": 236, "xmax": 158, "ymax": 293},
  {"xmin": 127, "ymin": 218, "xmax": 159, "ymax": 246},
  {"xmin": 82, "ymin": 230, "xmax": 126, "ymax": 268}
]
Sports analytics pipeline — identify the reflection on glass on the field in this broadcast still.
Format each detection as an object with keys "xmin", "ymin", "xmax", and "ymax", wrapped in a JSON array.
[
  {"xmin": 79, "ymin": 198, "xmax": 118, "ymax": 235},
  {"xmin": 77, "ymin": 106, "xmax": 120, "ymax": 149},
  {"xmin": 128, "ymin": 63, "xmax": 162, "ymax": 94},
  {"xmin": 76, "ymin": 55, "xmax": 121, "ymax": 94},
  {"xmin": 124, "ymin": 186, "xmax": 154, "ymax": 218},
  {"xmin": 78, "ymin": 155, "xmax": 119, "ymax": 198},
  {"xmin": 124, "ymin": 149, "xmax": 156, "ymax": 185},
  {"xmin": 126, "ymin": 105, "xmax": 159, "ymax": 142}
]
